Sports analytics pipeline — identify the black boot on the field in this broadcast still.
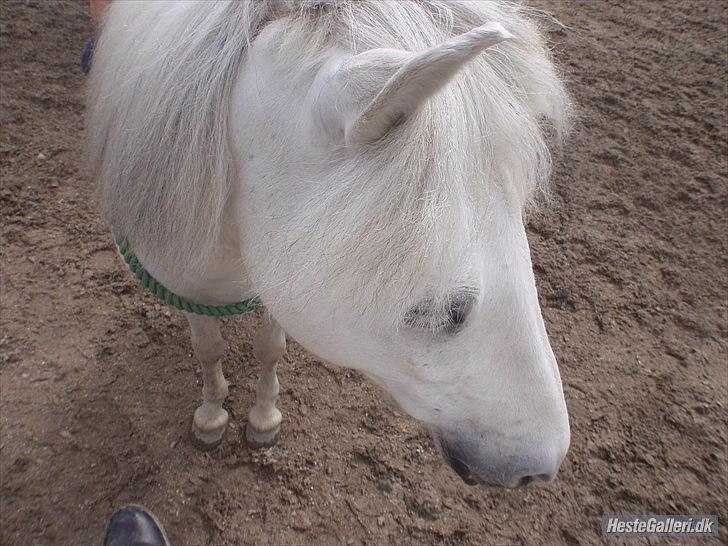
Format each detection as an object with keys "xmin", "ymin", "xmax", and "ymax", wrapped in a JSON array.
[{"xmin": 103, "ymin": 505, "xmax": 170, "ymax": 546}]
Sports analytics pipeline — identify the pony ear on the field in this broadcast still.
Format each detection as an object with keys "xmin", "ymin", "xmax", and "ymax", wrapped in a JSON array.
[{"xmin": 314, "ymin": 22, "xmax": 512, "ymax": 145}]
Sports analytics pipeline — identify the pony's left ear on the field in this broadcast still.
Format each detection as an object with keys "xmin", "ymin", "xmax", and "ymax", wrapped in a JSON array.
[{"xmin": 312, "ymin": 22, "xmax": 512, "ymax": 146}]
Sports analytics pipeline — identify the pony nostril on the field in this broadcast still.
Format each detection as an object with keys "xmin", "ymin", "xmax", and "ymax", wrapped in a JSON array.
[
  {"xmin": 516, "ymin": 475, "xmax": 535, "ymax": 487},
  {"xmin": 515, "ymin": 473, "xmax": 552, "ymax": 488}
]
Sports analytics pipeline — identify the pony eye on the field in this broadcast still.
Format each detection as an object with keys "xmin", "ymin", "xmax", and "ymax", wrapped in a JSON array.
[
  {"xmin": 405, "ymin": 289, "xmax": 477, "ymax": 334},
  {"xmin": 447, "ymin": 294, "xmax": 473, "ymax": 326}
]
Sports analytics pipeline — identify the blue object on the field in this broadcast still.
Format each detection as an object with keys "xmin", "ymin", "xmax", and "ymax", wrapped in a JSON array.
[{"xmin": 80, "ymin": 32, "xmax": 96, "ymax": 74}]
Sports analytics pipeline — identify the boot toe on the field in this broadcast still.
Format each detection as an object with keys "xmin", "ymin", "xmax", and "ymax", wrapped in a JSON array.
[{"xmin": 103, "ymin": 505, "xmax": 170, "ymax": 546}]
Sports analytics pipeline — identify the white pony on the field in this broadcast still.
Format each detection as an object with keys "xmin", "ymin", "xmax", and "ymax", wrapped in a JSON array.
[{"xmin": 88, "ymin": 0, "xmax": 571, "ymax": 488}]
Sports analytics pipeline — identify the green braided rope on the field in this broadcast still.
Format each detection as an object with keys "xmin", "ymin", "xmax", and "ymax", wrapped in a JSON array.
[{"xmin": 113, "ymin": 232, "xmax": 261, "ymax": 316}]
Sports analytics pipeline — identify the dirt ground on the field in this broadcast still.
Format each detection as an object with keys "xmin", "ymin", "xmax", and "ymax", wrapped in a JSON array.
[{"xmin": 1, "ymin": 1, "xmax": 726, "ymax": 545}]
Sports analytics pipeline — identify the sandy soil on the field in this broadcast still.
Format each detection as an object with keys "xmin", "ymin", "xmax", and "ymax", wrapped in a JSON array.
[{"xmin": 1, "ymin": 1, "xmax": 726, "ymax": 544}]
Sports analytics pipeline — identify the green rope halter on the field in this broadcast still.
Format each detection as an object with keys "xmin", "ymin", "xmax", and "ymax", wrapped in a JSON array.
[{"xmin": 113, "ymin": 232, "xmax": 261, "ymax": 316}]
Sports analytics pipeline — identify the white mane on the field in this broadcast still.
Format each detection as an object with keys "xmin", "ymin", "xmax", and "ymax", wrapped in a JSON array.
[
  {"xmin": 88, "ymin": 0, "xmax": 570, "ymax": 319},
  {"xmin": 88, "ymin": 0, "xmax": 270, "ymax": 274}
]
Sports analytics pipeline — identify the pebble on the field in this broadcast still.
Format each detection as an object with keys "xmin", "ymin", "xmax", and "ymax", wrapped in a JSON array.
[{"xmin": 37, "ymin": 152, "xmax": 47, "ymax": 161}]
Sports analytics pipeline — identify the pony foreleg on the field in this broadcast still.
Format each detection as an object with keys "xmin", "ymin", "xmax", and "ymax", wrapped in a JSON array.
[
  {"xmin": 246, "ymin": 315, "xmax": 286, "ymax": 447},
  {"xmin": 187, "ymin": 313, "xmax": 229, "ymax": 447}
]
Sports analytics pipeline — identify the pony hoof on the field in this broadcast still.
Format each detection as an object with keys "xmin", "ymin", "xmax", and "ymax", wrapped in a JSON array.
[
  {"xmin": 190, "ymin": 427, "xmax": 223, "ymax": 451},
  {"xmin": 245, "ymin": 423, "xmax": 280, "ymax": 448},
  {"xmin": 191, "ymin": 405, "xmax": 229, "ymax": 449}
]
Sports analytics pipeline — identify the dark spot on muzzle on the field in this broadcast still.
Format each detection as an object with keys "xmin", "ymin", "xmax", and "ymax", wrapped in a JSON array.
[{"xmin": 435, "ymin": 430, "xmax": 562, "ymax": 488}]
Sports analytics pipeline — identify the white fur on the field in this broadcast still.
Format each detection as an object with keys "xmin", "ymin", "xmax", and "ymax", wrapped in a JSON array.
[{"xmin": 88, "ymin": 0, "xmax": 572, "ymax": 487}]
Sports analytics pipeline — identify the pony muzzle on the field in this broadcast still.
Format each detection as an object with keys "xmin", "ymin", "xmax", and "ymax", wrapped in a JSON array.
[{"xmin": 433, "ymin": 427, "xmax": 568, "ymax": 488}]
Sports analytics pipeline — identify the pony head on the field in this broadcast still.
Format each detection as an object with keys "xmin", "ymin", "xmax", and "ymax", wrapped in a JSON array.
[{"xmin": 233, "ymin": 2, "xmax": 571, "ymax": 488}]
